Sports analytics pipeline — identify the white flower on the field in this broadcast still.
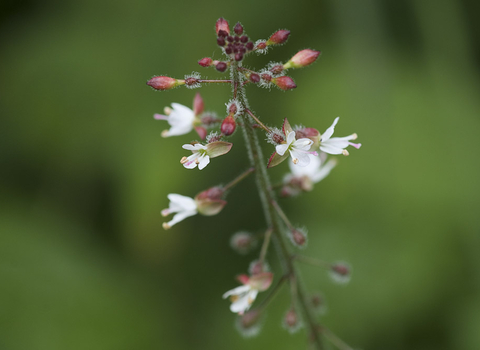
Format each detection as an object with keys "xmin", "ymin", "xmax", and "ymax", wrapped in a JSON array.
[
  {"xmin": 223, "ymin": 285, "xmax": 259, "ymax": 314},
  {"xmin": 161, "ymin": 194, "xmax": 197, "ymax": 229},
  {"xmin": 286, "ymin": 153, "xmax": 337, "ymax": 185},
  {"xmin": 181, "ymin": 143, "xmax": 210, "ymax": 170},
  {"xmin": 223, "ymin": 272, "xmax": 273, "ymax": 315},
  {"xmin": 154, "ymin": 103, "xmax": 195, "ymax": 137},
  {"xmin": 320, "ymin": 117, "xmax": 361, "ymax": 156},
  {"xmin": 275, "ymin": 131, "xmax": 316, "ymax": 167}
]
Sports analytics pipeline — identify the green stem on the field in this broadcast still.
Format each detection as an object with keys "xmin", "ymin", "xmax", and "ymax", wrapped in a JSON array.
[
  {"xmin": 223, "ymin": 167, "xmax": 255, "ymax": 191},
  {"xmin": 259, "ymin": 228, "xmax": 273, "ymax": 265},
  {"xmin": 245, "ymin": 108, "xmax": 271, "ymax": 133},
  {"xmin": 231, "ymin": 62, "xmax": 323, "ymax": 350}
]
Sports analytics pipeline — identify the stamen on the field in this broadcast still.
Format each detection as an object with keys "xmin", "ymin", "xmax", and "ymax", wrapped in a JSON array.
[
  {"xmin": 161, "ymin": 209, "xmax": 170, "ymax": 217},
  {"xmin": 230, "ymin": 295, "xmax": 239, "ymax": 302},
  {"xmin": 293, "ymin": 158, "xmax": 299, "ymax": 164},
  {"xmin": 154, "ymin": 114, "xmax": 168, "ymax": 120},
  {"xmin": 351, "ymin": 133, "xmax": 357, "ymax": 140},
  {"xmin": 180, "ymin": 156, "xmax": 188, "ymax": 164},
  {"xmin": 309, "ymin": 151, "xmax": 318, "ymax": 156},
  {"xmin": 342, "ymin": 149, "xmax": 349, "ymax": 156},
  {"xmin": 163, "ymin": 106, "xmax": 172, "ymax": 115},
  {"xmin": 348, "ymin": 142, "xmax": 362, "ymax": 149},
  {"xmin": 161, "ymin": 130, "xmax": 169, "ymax": 137},
  {"xmin": 162, "ymin": 222, "xmax": 171, "ymax": 230},
  {"xmin": 195, "ymin": 159, "xmax": 200, "ymax": 164}
]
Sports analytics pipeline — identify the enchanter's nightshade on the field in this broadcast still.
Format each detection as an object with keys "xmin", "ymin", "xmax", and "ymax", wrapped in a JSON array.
[{"xmin": 146, "ymin": 18, "xmax": 361, "ymax": 349}]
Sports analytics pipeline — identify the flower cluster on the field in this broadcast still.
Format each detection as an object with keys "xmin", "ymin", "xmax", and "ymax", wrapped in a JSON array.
[{"xmin": 146, "ymin": 18, "xmax": 361, "ymax": 349}]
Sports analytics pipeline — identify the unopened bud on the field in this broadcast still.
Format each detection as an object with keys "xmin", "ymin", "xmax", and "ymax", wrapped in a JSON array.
[
  {"xmin": 248, "ymin": 259, "xmax": 270, "ymax": 275},
  {"xmin": 283, "ymin": 308, "xmax": 302, "ymax": 333},
  {"xmin": 146, "ymin": 76, "xmax": 183, "ymax": 91},
  {"xmin": 234, "ymin": 22, "xmax": 244, "ymax": 35},
  {"xmin": 250, "ymin": 73, "xmax": 260, "ymax": 83},
  {"xmin": 217, "ymin": 37, "xmax": 226, "ymax": 46},
  {"xmin": 216, "ymin": 18, "xmax": 230, "ymax": 36},
  {"xmin": 230, "ymin": 231, "xmax": 257, "ymax": 255},
  {"xmin": 267, "ymin": 30, "xmax": 290, "ymax": 45},
  {"xmin": 290, "ymin": 228, "xmax": 307, "ymax": 248},
  {"xmin": 261, "ymin": 73, "xmax": 272, "ymax": 82},
  {"xmin": 216, "ymin": 61, "xmax": 227, "ymax": 72},
  {"xmin": 329, "ymin": 262, "xmax": 351, "ymax": 285},
  {"xmin": 235, "ymin": 309, "xmax": 262, "ymax": 338},
  {"xmin": 310, "ymin": 293, "xmax": 327, "ymax": 315},
  {"xmin": 185, "ymin": 77, "xmax": 199, "ymax": 86},
  {"xmin": 246, "ymin": 42, "xmax": 254, "ymax": 50},
  {"xmin": 256, "ymin": 41, "xmax": 267, "ymax": 50},
  {"xmin": 284, "ymin": 49, "xmax": 321, "ymax": 69},
  {"xmin": 235, "ymin": 52, "xmax": 244, "ymax": 61},
  {"xmin": 221, "ymin": 115, "xmax": 236, "ymax": 136},
  {"xmin": 270, "ymin": 64, "xmax": 284, "ymax": 75},
  {"xmin": 272, "ymin": 76, "xmax": 296, "ymax": 90},
  {"xmin": 198, "ymin": 57, "xmax": 213, "ymax": 67}
]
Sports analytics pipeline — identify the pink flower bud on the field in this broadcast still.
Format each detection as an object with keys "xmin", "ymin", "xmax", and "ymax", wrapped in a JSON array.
[
  {"xmin": 256, "ymin": 41, "xmax": 267, "ymax": 50},
  {"xmin": 146, "ymin": 76, "xmax": 182, "ymax": 90},
  {"xmin": 267, "ymin": 30, "xmax": 290, "ymax": 45},
  {"xmin": 215, "ymin": 61, "xmax": 227, "ymax": 72},
  {"xmin": 248, "ymin": 260, "xmax": 269, "ymax": 275},
  {"xmin": 284, "ymin": 49, "xmax": 321, "ymax": 69},
  {"xmin": 193, "ymin": 92, "xmax": 204, "ymax": 116},
  {"xmin": 289, "ymin": 228, "xmax": 307, "ymax": 248},
  {"xmin": 230, "ymin": 231, "xmax": 257, "ymax": 255},
  {"xmin": 329, "ymin": 262, "xmax": 351, "ymax": 284},
  {"xmin": 236, "ymin": 309, "xmax": 262, "ymax": 337},
  {"xmin": 272, "ymin": 76, "xmax": 296, "ymax": 90},
  {"xmin": 250, "ymin": 73, "xmax": 260, "ymax": 83},
  {"xmin": 221, "ymin": 115, "xmax": 236, "ymax": 136},
  {"xmin": 198, "ymin": 57, "xmax": 213, "ymax": 67},
  {"xmin": 283, "ymin": 308, "xmax": 302, "ymax": 333},
  {"xmin": 310, "ymin": 293, "xmax": 327, "ymax": 315},
  {"xmin": 216, "ymin": 18, "xmax": 230, "ymax": 36},
  {"xmin": 270, "ymin": 64, "xmax": 284, "ymax": 75}
]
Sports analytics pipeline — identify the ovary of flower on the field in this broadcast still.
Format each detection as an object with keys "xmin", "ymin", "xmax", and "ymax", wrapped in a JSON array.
[
  {"xmin": 275, "ymin": 131, "xmax": 316, "ymax": 167},
  {"xmin": 161, "ymin": 194, "xmax": 198, "ymax": 229},
  {"xmin": 287, "ymin": 153, "xmax": 337, "ymax": 184},
  {"xmin": 320, "ymin": 117, "xmax": 361, "ymax": 156},
  {"xmin": 222, "ymin": 285, "xmax": 259, "ymax": 315},
  {"xmin": 181, "ymin": 143, "xmax": 210, "ymax": 170},
  {"xmin": 154, "ymin": 103, "xmax": 196, "ymax": 137}
]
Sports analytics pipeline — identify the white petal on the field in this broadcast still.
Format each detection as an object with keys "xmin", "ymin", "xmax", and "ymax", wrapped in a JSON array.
[
  {"xmin": 276, "ymin": 144, "xmax": 289, "ymax": 156},
  {"xmin": 321, "ymin": 117, "xmax": 339, "ymax": 142},
  {"xmin": 319, "ymin": 143, "xmax": 344, "ymax": 155},
  {"xmin": 167, "ymin": 194, "xmax": 197, "ymax": 212},
  {"xmin": 286, "ymin": 131, "xmax": 296, "ymax": 145},
  {"xmin": 293, "ymin": 137, "xmax": 313, "ymax": 151},
  {"xmin": 222, "ymin": 285, "xmax": 251, "ymax": 299},
  {"xmin": 290, "ymin": 150, "xmax": 311, "ymax": 167},
  {"xmin": 311, "ymin": 159, "xmax": 337, "ymax": 183},
  {"xmin": 323, "ymin": 137, "xmax": 350, "ymax": 149},
  {"xmin": 182, "ymin": 144, "xmax": 197, "ymax": 151},
  {"xmin": 289, "ymin": 154, "xmax": 320, "ymax": 177},
  {"xmin": 198, "ymin": 155, "xmax": 210, "ymax": 170},
  {"xmin": 171, "ymin": 103, "xmax": 194, "ymax": 117},
  {"xmin": 167, "ymin": 210, "xmax": 197, "ymax": 227}
]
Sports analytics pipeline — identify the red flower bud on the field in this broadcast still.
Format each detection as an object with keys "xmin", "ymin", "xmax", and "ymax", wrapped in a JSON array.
[
  {"xmin": 291, "ymin": 229, "xmax": 306, "ymax": 246},
  {"xmin": 283, "ymin": 308, "xmax": 302, "ymax": 333},
  {"xmin": 272, "ymin": 76, "xmax": 296, "ymax": 90},
  {"xmin": 329, "ymin": 262, "xmax": 352, "ymax": 284},
  {"xmin": 284, "ymin": 49, "xmax": 321, "ymax": 69},
  {"xmin": 221, "ymin": 115, "xmax": 236, "ymax": 136},
  {"xmin": 146, "ymin": 76, "xmax": 182, "ymax": 90},
  {"xmin": 256, "ymin": 41, "xmax": 267, "ymax": 50},
  {"xmin": 215, "ymin": 61, "xmax": 227, "ymax": 72},
  {"xmin": 267, "ymin": 30, "xmax": 290, "ymax": 45},
  {"xmin": 250, "ymin": 73, "xmax": 260, "ymax": 83},
  {"xmin": 234, "ymin": 22, "xmax": 244, "ymax": 35},
  {"xmin": 198, "ymin": 57, "xmax": 213, "ymax": 67},
  {"xmin": 270, "ymin": 64, "xmax": 284, "ymax": 75},
  {"xmin": 216, "ymin": 18, "xmax": 230, "ymax": 36}
]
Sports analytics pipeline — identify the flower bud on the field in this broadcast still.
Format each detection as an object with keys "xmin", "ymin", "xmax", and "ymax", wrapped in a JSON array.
[
  {"xmin": 329, "ymin": 262, "xmax": 352, "ymax": 285},
  {"xmin": 289, "ymin": 228, "xmax": 307, "ymax": 248},
  {"xmin": 270, "ymin": 64, "xmax": 284, "ymax": 75},
  {"xmin": 272, "ymin": 76, "xmax": 296, "ymax": 90},
  {"xmin": 198, "ymin": 57, "xmax": 213, "ymax": 67},
  {"xmin": 248, "ymin": 259, "xmax": 270, "ymax": 275},
  {"xmin": 194, "ymin": 186, "xmax": 227, "ymax": 216},
  {"xmin": 193, "ymin": 92, "xmax": 204, "ymax": 116},
  {"xmin": 146, "ymin": 76, "xmax": 183, "ymax": 90},
  {"xmin": 221, "ymin": 115, "xmax": 236, "ymax": 136},
  {"xmin": 235, "ymin": 309, "xmax": 263, "ymax": 338},
  {"xmin": 310, "ymin": 293, "xmax": 327, "ymax": 315},
  {"xmin": 216, "ymin": 18, "xmax": 230, "ymax": 36},
  {"xmin": 284, "ymin": 49, "xmax": 321, "ymax": 69},
  {"xmin": 234, "ymin": 22, "xmax": 244, "ymax": 35},
  {"xmin": 267, "ymin": 30, "xmax": 290, "ymax": 45},
  {"xmin": 217, "ymin": 37, "xmax": 226, "ymax": 46},
  {"xmin": 283, "ymin": 308, "xmax": 302, "ymax": 333},
  {"xmin": 246, "ymin": 42, "xmax": 254, "ymax": 51},
  {"xmin": 250, "ymin": 73, "xmax": 260, "ymax": 83},
  {"xmin": 256, "ymin": 41, "xmax": 267, "ymax": 50},
  {"xmin": 230, "ymin": 231, "xmax": 257, "ymax": 255},
  {"xmin": 215, "ymin": 61, "xmax": 227, "ymax": 72}
]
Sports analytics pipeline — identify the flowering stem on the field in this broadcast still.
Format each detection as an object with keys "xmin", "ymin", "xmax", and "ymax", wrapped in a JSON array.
[
  {"xmin": 223, "ymin": 167, "xmax": 255, "ymax": 191},
  {"xmin": 321, "ymin": 327, "xmax": 354, "ymax": 350},
  {"xmin": 271, "ymin": 199, "xmax": 295, "ymax": 231},
  {"xmin": 259, "ymin": 227, "xmax": 273, "ymax": 265},
  {"xmin": 197, "ymin": 79, "xmax": 232, "ymax": 84},
  {"xmin": 232, "ymin": 62, "xmax": 324, "ymax": 349},
  {"xmin": 245, "ymin": 108, "xmax": 271, "ymax": 133},
  {"xmin": 293, "ymin": 255, "xmax": 332, "ymax": 269},
  {"xmin": 256, "ymin": 274, "xmax": 288, "ymax": 312}
]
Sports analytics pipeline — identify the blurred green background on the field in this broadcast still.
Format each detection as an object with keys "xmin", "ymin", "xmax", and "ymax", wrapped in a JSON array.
[{"xmin": 1, "ymin": 0, "xmax": 480, "ymax": 349}]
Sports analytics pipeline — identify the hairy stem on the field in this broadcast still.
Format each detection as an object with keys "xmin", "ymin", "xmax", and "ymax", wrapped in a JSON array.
[{"xmin": 231, "ymin": 62, "xmax": 323, "ymax": 349}]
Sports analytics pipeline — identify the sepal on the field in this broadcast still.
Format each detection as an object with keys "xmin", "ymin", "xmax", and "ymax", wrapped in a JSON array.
[
  {"xmin": 267, "ymin": 151, "xmax": 289, "ymax": 168},
  {"xmin": 206, "ymin": 141, "xmax": 233, "ymax": 158}
]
